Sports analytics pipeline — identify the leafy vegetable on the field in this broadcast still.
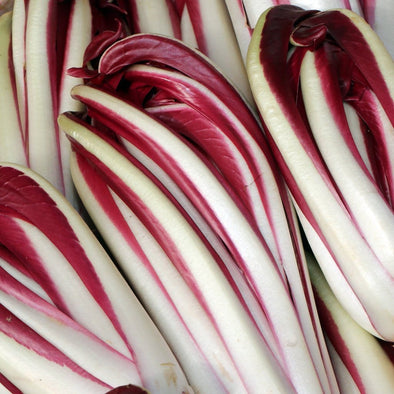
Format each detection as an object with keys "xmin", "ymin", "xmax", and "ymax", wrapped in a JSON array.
[
  {"xmin": 0, "ymin": 163, "xmax": 193, "ymax": 393},
  {"xmin": 247, "ymin": 5, "xmax": 394, "ymax": 340}
]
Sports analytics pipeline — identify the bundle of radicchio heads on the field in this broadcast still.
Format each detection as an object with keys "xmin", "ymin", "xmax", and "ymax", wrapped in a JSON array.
[{"xmin": 0, "ymin": 1, "xmax": 393, "ymax": 393}]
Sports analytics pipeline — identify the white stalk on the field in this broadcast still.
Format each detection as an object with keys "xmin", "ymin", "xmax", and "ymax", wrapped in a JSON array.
[
  {"xmin": 25, "ymin": 0, "xmax": 63, "ymax": 192},
  {"xmin": 58, "ymin": 0, "xmax": 92, "ymax": 206},
  {"xmin": 343, "ymin": 103, "xmax": 373, "ymax": 176},
  {"xmin": 179, "ymin": 4, "xmax": 198, "ymax": 48},
  {"xmin": 290, "ymin": 0, "xmax": 361, "ymax": 12},
  {"xmin": 0, "ymin": 11, "xmax": 26, "ymax": 165},
  {"xmin": 223, "ymin": 0, "xmax": 253, "ymax": 61},
  {"xmin": 11, "ymin": 0, "xmax": 27, "ymax": 141},
  {"xmin": 362, "ymin": 0, "xmax": 394, "ymax": 58},
  {"xmin": 132, "ymin": 0, "xmax": 180, "ymax": 37},
  {"xmin": 182, "ymin": 0, "xmax": 253, "ymax": 104}
]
